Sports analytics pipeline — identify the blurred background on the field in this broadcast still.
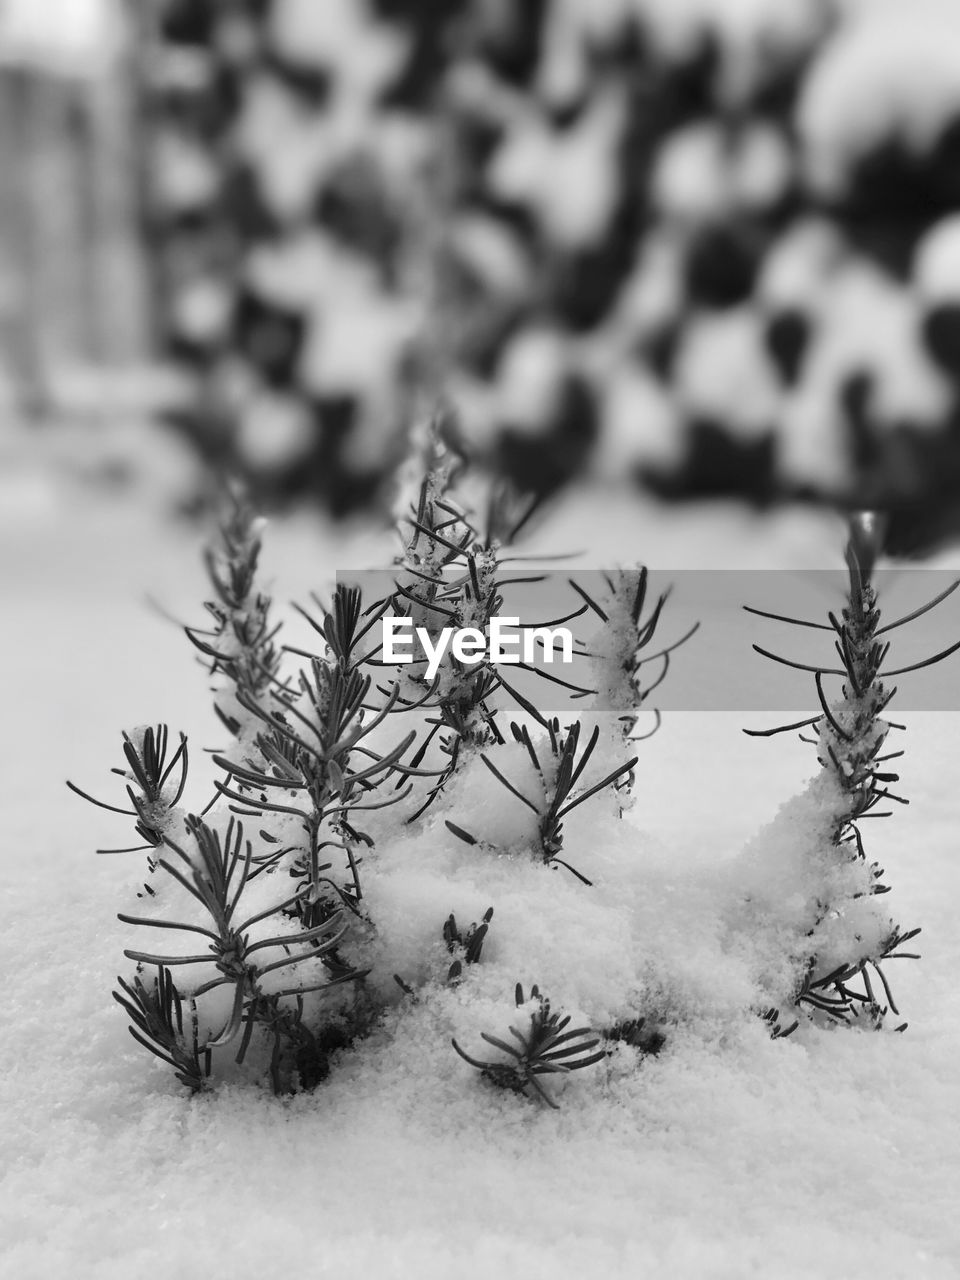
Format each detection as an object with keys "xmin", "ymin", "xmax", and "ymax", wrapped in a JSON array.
[{"xmin": 3, "ymin": 0, "xmax": 960, "ymax": 552}]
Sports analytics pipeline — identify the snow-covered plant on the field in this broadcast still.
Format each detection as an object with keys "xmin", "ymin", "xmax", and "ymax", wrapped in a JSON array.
[
  {"xmin": 391, "ymin": 439, "xmax": 504, "ymax": 819},
  {"xmin": 390, "ymin": 429, "xmax": 595, "ymax": 821},
  {"xmin": 185, "ymin": 490, "xmax": 284, "ymax": 739},
  {"xmin": 68, "ymin": 725, "xmax": 188, "ymax": 860},
  {"xmin": 445, "ymin": 719, "xmax": 638, "ymax": 885},
  {"xmin": 69, "ymin": 495, "xmax": 432, "ymax": 1090},
  {"xmin": 443, "ymin": 906, "xmax": 494, "ymax": 986},
  {"xmin": 740, "ymin": 513, "xmax": 955, "ymax": 1032},
  {"xmin": 113, "ymin": 966, "xmax": 210, "ymax": 1093},
  {"xmin": 210, "ymin": 581, "xmax": 426, "ymax": 917},
  {"xmin": 451, "ymin": 984, "xmax": 606, "ymax": 1111},
  {"xmin": 74, "ymin": 457, "xmax": 689, "ymax": 1104},
  {"xmin": 572, "ymin": 569, "xmax": 700, "ymax": 750},
  {"xmin": 117, "ymin": 814, "xmax": 352, "ymax": 1093}
]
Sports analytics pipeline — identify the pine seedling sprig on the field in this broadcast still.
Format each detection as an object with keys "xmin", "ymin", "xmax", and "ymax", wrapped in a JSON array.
[
  {"xmin": 444, "ymin": 906, "xmax": 494, "ymax": 985},
  {"xmin": 212, "ymin": 582, "xmax": 444, "ymax": 922},
  {"xmin": 390, "ymin": 461, "xmax": 615, "ymax": 822},
  {"xmin": 452, "ymin": 984, "xmax": 605, "ymax": 1109},
  {"xmin": 185, "ymin": 491, "xmax": 286, "ymax": 739},
  {"xmin": 743, "ymin": 512, "xmax": 957, "ymax": 1029},
  {"xmin": 214, "ymin": 659, "xmax": 417, "ymax": 907},
  {"xmin": 390, "ymin": 446, "xmax": 590, "ymax": 790},
  {"xmin": 119, "ymin": 814, "xmax": 355, "ymax": 1055},
  {"xmin": 570, "ymin": 569, "xmax": 699, "ymax": 750},
  {"xmin": 113, "ymin": 966, "xmax": 211, "ymax": 1092},
  {"xmin": 67, "ymin": 725, "xmax": 188, "ymax": 862},
  {"xmin": 387, "ymin": 468, "xmax": 509, "ymax": 818},
  {"xmin": 289, "ymin": 582, "xmax": 393, "ymax": 674},
  {"xmin": 445, "ymin": 719, "xmax": 637, "ymax": 883},
  {"xmin": 603, "ymin": 1015, "xmax": 667, "ymax": 1055},
  {"xmin": 761, "ymin": 1007, "xmax": 800, "ymax": 1041}
]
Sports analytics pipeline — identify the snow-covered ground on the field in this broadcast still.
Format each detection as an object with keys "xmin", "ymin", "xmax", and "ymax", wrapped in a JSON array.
[{"xmin": 3, "ymin": 465, "xmax": 960, "ymax": 1279}]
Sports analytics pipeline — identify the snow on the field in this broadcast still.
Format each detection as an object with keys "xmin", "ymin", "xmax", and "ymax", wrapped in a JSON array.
[
  {"xmin": 305, "ymin": 294, "xmax": 418, "ymax": 399},
  {"xmin": 244, "ymin": 231, "xmax": 420, "ymax": 407},
  {"xmin": 799, "ymin": 0, "xmax": 960, "ymax": 194},
  {"xmin": 494, "ymin": 328, "xmax": 570, "ymax": 433},
  {"xmin": 756, "ymin": 219, "xmax": 843, "ymax": 315},
  {"xmin": 5, "ymin": 474, "xmax": 960, "ymax": 1277},
  {"xmin": 777, "ymin": 260, "xmax": 951, "ymax": 490},
  {"xmin": 170, "ymin": 280, "xmax": 232, "ymax": 347},
  {"xmin": 487, "ymin": 92, "xmax": 625, "ymax": 250},
  {"xmin": 236, "ymin": 75, "xmax": 339, "ymax": 222},
  {"xmin": 268, "ymin": 0, "xmax": 409, "ymax": 98},
  {"xmin": 653, "ymin": 123, "xmax": 792, "ymax": 222},
  {"xmin": 915, "ymin": 216, "xmax": 960, "ymax": 305},
  {"xmin": 633, "ymin": 0, "xmax": 824, "ymax": 104},
  {"xmin": 0, "ymin": 0, "xmax": 125, "ymax": 76},
  {"xmin": 451, "ymin": 217, "xmax": 533, "ymax": 299},
  {"xmin": 154, "ymin": 134, "xmax": 220, "ymax": 215},
  {"xmin": 674, "ymin": 308, "xmax": 780, "ymax": 440},
  {"xmin": 234, "ymin": 389, "xmax": 315, "ymax": 474},
  {"xmin": 594, "ymin": 365, "xmax": 684, "ymax": 474},
  {"xmin": 653, "ymin": 125, "xmax": 730, "ymax": 223}
]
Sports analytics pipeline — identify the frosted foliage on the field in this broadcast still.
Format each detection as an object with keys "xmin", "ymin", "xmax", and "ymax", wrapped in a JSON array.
[
  {"xmin": 580, "ymin": 572, "xmax": 649, "ymax": 714},
  {"xmin": 675, "ymin": 309, "xmax": 780, "ymax": 438},
  {"xmin": 837, "ymin": 266, "xmax": 945, "ymax": 415},
  {"xmin": 154, "ymin": 134, "xmax": 219, "ymax": 211},
  {"xmin": 757, "ymin": 219, "xmax": 843, "ymax": 313},
  {"xmin": 13, "ymin": 499, "xmax": 958, "ymax": 1277},
  {"xmin": 915, "ymin": 215, "xmax": 960, "ymax": 303},
  {"xmin": 633, "ymin": 0, "xmax": 823, "ymax": 102},
  {"xmin": 654, "ymin": 124, "xmax": 791, "ymax": 220},
  {"xmin": 596, "ymin": 367, "xmax": 683, "ymax": 475},
  {"xmin": 736, "ymin": 125, "xmax": 794, "ymax": 209},
  {"xmin": 800, "ymin": 0, "xmax": 960, "ymax": 193},
  {"xmin": 452, "ymin": 217, "xmax": 533, "ymax": 299},
  {"xmin": 495, "ymin": 329, "xmax": 570, "ymax": 433},
  {"xmin": 268, "ymin": 0, "xmax": 408, "ymax": 99},
  {"xmin": 612, "ymin": 234, "xmax": 684, "ymax": 338},
  {"xmin": 248, "ymin": 234, "xmax": 376, "ymax": 310},
  {"xmin": 442, "ymin": 744, "xmax": 546, "ymax": 853},
  {"xmin": 653, "ymin": 126, "xmax": 728, "ymax": 222},
  {"xmin": 488, "ymin": 94, "xmax": 625, "ymax": 250},
  {"xmin": 359, "ymin": 752, "xmax": 758, "ymax": 1032},
  {"xmin": 727, "ymin": 773, "xmax": 892, "ymax": 1009},
  {"xmin": 778, "ymin": 261, "xmax": 950, "ymax": 489},
  {"xmin": 536, "ymin": 2, "xmax": 588, "ymax": 106},
  {"xmin": 778, "ymin": 393, "xmax": 848, "ymax": 492},
  {"xmin": 235, "ymin": 392, "xmax": 315, "ymax": 473},
  {"xmin": 244, "ymin": 232, "xmax": 419, "ymax": 402},
  {"xmin": 302, "ymin": 294, "xmax": 418, "ymax": 398},
  {"xmin": 340, "ymin": 392, "xmax": 405, "ymax": 471},
  {"xmin": 446, "ymin": 373, "xmax": 498, "ymax": 451},
  {"xmin": 238, "ymin": 74, "xmax": 419, "ymax": 228},
  {"xmin": 171, "ymin": 280, "xmax": 232, "ymax": 345},
  {"xmin": 549, "ymin": 0, "xmax": 633, "ymax": 51},
  {"xmin": 236, "ymin": 78, "xmax": 335, "ymax": 221}
]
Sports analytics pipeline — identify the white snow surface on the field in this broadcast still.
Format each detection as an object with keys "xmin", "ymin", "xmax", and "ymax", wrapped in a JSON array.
[{"xmin": 4, "ymin": 477, "xmax": 960, "ymax": 1278}]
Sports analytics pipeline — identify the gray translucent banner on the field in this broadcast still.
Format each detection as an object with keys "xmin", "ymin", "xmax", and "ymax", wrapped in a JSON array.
[{"xmin": 341, "ymin": 569, "xmax": 960, "ymax": 712}]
